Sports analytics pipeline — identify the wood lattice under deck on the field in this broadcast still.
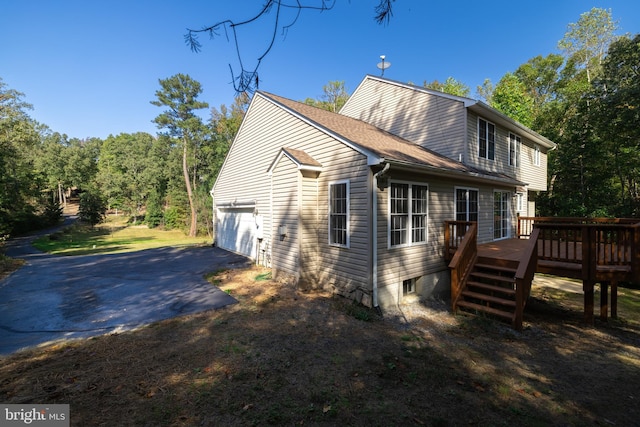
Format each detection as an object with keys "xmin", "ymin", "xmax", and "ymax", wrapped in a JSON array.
[{"xmin": 445, "ymin": 218, "xmax": 640, "ymax": 329}]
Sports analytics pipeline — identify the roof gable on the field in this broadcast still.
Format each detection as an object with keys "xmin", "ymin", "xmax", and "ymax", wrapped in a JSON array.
[
  {"xmin": 267, "ymin": 147, "xmax": 323, "ymax": 174},
  {"xmin": 259, "ymin": 92, "xmax": 524, "ymax": 186},
  {"xmin": 346, "ymin": 75, "xmax": 556, "ymax": 150}
]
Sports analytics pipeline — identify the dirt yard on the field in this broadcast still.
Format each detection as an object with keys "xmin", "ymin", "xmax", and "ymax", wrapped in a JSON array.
[{"xmin": 1, "ymin": 267, "xmax": 639, "ymax": 426}]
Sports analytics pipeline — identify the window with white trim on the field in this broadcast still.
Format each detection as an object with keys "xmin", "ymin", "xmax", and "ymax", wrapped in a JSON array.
[
  {"xmin": 455, "ymin": 187, "xmax": 479, "ymax": 222},
  {"xmin": 516, "ymin": 192, "xmax": 525, "ymax": 213},
  {"xmin": 389, "ymin": 182, "xmax": 428, "ymax": 247},
  {"xmin": 329, "ymin": 181, "xmax": 349, "ymax": 247},
  {"xmin": 509, "ymin": 133, "xmax": 521, "ymax": 167},
  {"xmin": 478, "ymin": 118, "xmax": 495, "ymax": 160},
  {"xmin": 533, "ymin": 144, "xmax": 541, "ymax": 166},
  {"xmin": 494, "ymin": 190, "xmax": 510, "ymax": 240}
]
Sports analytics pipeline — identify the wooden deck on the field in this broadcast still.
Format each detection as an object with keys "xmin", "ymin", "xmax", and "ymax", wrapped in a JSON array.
[
  {"xmin": 478, "ymin": 238, "xmax": 530, "ymax": 263},
  {"xmin": 446, "ymin": 218, "xmax": 640, "ymax": 327}
]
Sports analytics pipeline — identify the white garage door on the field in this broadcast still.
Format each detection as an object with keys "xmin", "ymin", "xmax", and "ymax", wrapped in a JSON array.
[{"xmin": 216, "ymin": 207, "xmax": 258, "ymax": 259}]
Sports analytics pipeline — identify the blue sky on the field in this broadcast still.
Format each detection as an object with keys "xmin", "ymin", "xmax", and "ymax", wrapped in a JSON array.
[{"xmin": 2, "ymin": 1, "xmax": 639, "ymax": 140}]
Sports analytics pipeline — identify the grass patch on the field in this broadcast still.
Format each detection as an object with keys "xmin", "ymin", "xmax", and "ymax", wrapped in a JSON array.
[
  {"xmin": 0, "ymin": 254, "xmax": 24, "ymax": 279},
  {"xmin": 254, "ymin": 271, "xmax": 272, "ymax": 281},
  {"xmin": 33, "ymin": 215, "xmax": 210, "ymax": 256},
  {"xmin": 343, "ymin": 301, "xmax": 377, "ymax": 322},
  {"xmin": 530, "ymin": 283, "xmax": 640, "ymax": 328}
]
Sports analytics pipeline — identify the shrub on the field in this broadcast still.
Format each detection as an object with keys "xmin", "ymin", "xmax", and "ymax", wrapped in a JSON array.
[
  {"xmin": 163, "ymin": 206, "xmax": 185, "ymax": 230},
  {"xmin": 41, "ymin": 198, "xmax": 63, "ymax": 226},
  {"xmin": 79, "ymin": 189, "xmax": 107, "ymax": 227}
]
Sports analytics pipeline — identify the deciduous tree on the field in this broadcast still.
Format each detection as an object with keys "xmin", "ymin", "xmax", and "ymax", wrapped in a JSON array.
[
  {"xmin": 558, "ymin": 7, "xmax": 618, "ymax": 84},
  {"xmin": 303, "ymin": 81, "xmax": 349, "ymax": 112},
  {"xmin": 424, "ymin": 77, "xmax": 470, "ymax": 97},
  {"xmin": 490, "ymin": 73, "xmax": 535, "ymax": 127},
  {"xmin": 589, "ymin": 34, "xmax": 640, "ymax": 215}
]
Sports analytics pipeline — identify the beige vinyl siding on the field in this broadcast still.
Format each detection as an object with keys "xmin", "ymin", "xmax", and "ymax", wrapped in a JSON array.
[
  {"xmin": 312, "ymin": 141, "xmax": 371, "ymax": 299},
  {"xmin": 375, "ymin": 174, "xmax": 452, "ymax": 306},
  {"xmin": 466, "ymin": 111, "xmax": 549, "ymax": 191},
  {"xmin": 341, "ymin": 79, "xmax": 467, "ymax": 160},
  {"xmin": 466, "ymin": 111, "xmax": 508, "ymax": 174},
  {"xmin": 374, "ymin": 170, "xmax": 519, "ymax": 305},
  {"xmin": 213, "ymin": 96, "xmax": 293, "ymax": 247},
  {"xmin": 299, "ymin": 173, "xmax": 319, "ymax": 285},
  {"xmin": 214, "ymin": 93, "xmax": 371, "ymax": 299},
  {"xmin": 266, "ymin": 120, "xmax": 371, "ymax": 292},
  {"xmin": 271, "ymin": 154, "xmax": 299, "ymax": 277},
  {"xmin": 517, "ymin": 141, "xmax": 548, "ymax": 191}
]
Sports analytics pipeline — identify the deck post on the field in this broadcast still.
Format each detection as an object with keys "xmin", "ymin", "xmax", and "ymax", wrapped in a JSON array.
[
  {"xmin": 611, "ymin": 281, "xmax": 618, "ymax": 319},
  {"xmin": 599, "ymin": 281, "xmax": 609, "ymax": 321},
  {"xmin": 583, "ymin": 280, "xmax": 595, "ymax": 325}
]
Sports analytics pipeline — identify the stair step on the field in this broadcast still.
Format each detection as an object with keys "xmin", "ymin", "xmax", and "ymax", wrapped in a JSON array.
[
  {"xmin": 476, "ymin": 257, "xmax": 519, "ymax": 271},
  {"xmin": 456, "ymin": 300, "xmax": 514, "ymax": 320},
  {"xmin": 467, "ymin": 281, "xmax": 516, "ymax": 296},
  {"xmin": 461, "ymin": 290, "xmax": 516, "ymax": 307},
  {"xmin": 469, "ymin": 271, "xmax": 515, "ymax": 283},
  {"xmin": 474, "ymin": 263, "xmax": 517, "ymax": 274}
]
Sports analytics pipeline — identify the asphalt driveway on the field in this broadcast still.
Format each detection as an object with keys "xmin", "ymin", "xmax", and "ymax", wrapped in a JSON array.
[{"xmin": 0, "ymin": 222, "xmax": 251, "ymax": 355}]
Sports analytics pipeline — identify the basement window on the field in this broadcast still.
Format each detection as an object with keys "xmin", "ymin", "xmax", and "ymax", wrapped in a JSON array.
[{"xmin": 403, "ymin": 278, "xmax": 416, "ymax": 295}]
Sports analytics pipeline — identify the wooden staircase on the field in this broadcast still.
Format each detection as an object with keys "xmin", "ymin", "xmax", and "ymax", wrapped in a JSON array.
[
  {"xmin": 446, "ymin": 221, "xmax": 539, "ymax": 330},
  {"xmin": 456, "ymin": 257, "xmax": 519, "ymax": 325}
]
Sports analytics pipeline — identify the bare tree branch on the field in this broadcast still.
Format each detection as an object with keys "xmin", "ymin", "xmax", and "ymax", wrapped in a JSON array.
[
  {"xmin": 185, "ymin": 0, "xmax": 395, "ymax": 94},
  {"xmin": 374, "ymin": 0, "xmax": 395, "ymax": 25}
]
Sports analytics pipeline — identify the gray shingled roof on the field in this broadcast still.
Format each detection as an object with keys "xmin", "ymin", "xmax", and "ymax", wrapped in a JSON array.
[{"xmin": 261, "ymin": 92, "xmax": 524, "ymax": 186}]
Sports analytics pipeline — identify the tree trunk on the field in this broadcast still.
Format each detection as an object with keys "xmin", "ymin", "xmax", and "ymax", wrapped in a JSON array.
[
  {"xmin": 58, "ymin": 182, "xmax": 64, "ymax": 207},
  {"xmin": 183, "ymin": 138, "xmax": 197, "ymax": 237}
]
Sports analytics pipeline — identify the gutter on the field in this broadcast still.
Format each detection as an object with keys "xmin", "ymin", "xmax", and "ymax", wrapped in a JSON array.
[
  {"xmin": 384, "ymin": 158, "xmax": 528, "ymax": 187},
  {"xmin": 372, "ymin": 162, "xmax": 390, "ymax": 310}
]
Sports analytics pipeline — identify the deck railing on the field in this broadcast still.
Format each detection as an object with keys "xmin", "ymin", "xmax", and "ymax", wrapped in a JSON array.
[
  {"xmin": 446, "ymin": 221, "xmax": 477, "ymax": 311},
  {"xmin": 444, "ymin": 220, "xmax": 475, "ymax": 262},
  {"xmin": 517, "ymin": 217, "xmax": 640, "ymax": 283},
  {"xmin": 517, "ymin": 216, "xmax": 639, "ymax": 239}
]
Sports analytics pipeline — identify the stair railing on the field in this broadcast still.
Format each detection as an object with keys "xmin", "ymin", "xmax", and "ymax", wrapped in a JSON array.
[
  {"xmin": 513, "ymin": 227, "xmax": 539, "ymax": 330},
  {"xmin": 448, "ymin": 222, "xmax": 477, "ymax": 312}
]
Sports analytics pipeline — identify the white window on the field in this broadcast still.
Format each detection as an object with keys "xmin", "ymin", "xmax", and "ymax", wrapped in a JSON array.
[
  {"xmin": 455, "ymin": 187, "xmax": 479, "ymax": 222},
  {"xmin": 329, "ymin": 181, "xmax": 349, "ymax": 247},
  {"xmin": 478, "ymin": 118, "xmax": 495, "ymax": 160},
  {"xmin": 389, "ymin": 182, "xmax": 428, "ymax": 247},
  {"xmin": 494, "ymin": 191, "xmax": 510, "ymax": 240},
  {"xmin": 516, "ymin": 192, "xmax": 525, "ymax": 213},
  {"xmin": 509, "ymin": 133, "xmax": 521, "ymax": 167},
  {"xmin": 533, "ymin": 144, "xmax": 541, "ymax": 166}
]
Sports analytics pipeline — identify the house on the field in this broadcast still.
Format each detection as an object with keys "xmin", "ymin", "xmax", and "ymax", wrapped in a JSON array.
[{"xmin": 211, "ymin": 75, "xmax": 556, "ymax": 310}]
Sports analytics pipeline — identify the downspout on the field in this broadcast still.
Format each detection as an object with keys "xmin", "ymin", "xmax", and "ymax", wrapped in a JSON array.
[{"xmin": 372, "ymin": 162, "xmax": 390, "ymax": 311}]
